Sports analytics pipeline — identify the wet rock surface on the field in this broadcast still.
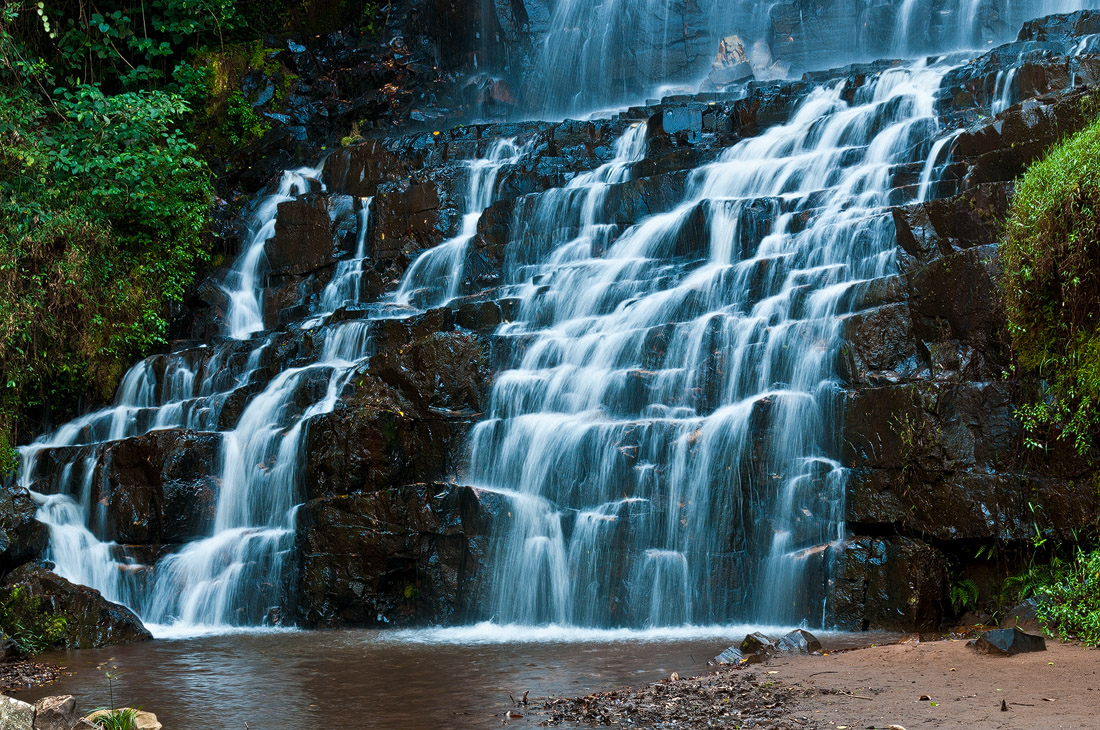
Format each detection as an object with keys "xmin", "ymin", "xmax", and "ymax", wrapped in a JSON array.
[{"xmin": 1, "ymin": 566, "xmax": 151, "ymax": 650}]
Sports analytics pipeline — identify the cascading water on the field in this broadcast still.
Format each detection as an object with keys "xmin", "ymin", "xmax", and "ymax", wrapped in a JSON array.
[
  {"xmin": 529, "ymin": 0, "xmax": 1094, "ymax": 117},
  {"xmin": 20, "ymin": 167, "xmax": 381, "ymax": 634},
  {"xmin": 395, "ymin": 138, "xmax": 529, "ymax": 309},
  {"xmin": 18, "ymin": 139, "xmax": 527, "ymax": 635},
  {"xmin": 14, "ymin": 0, "xmax": 1100, "ymax": 640},
  {"xmin": 471, "ymin": 62, "xmax": 955, "ymax": 628}
]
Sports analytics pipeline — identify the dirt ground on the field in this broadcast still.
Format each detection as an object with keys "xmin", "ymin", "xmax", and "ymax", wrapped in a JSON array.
[
  {"xmin": 774, "ymin": 637, "xmax": 1100, "ymax": 730},
  {"xmin": 529, "ymin": 637, "xmax": 1100, "ymax": 729}
]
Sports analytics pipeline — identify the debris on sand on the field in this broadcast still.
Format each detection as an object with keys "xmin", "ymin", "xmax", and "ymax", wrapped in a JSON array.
[{"xmin": 529, "ymin": 667, "xmax": 816, "ymax": 729}]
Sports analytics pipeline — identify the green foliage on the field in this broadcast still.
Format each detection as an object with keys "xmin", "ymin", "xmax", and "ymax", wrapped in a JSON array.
[
  {"xmin": 0, "ymin": 585, "xmax": 67, "ymax": 655},
  {"xmin": 91, "ymin": 708, "xmax": 139, "ymax": 730},
  {"xmin": 949, "ymin": 578, "xmax": 980, "ymax": 614},
  {"xmin": 1035, "ymin": 547, "xmax": 1100, "ymax": 645},
  {"xmin": 1002, "ymin": 110, "xmax": 1100, "ymax": 455},
  {"xmin": 224, "ymin": 89, "xmax": 269, "ymax": 145},
  {"xmin": 0, "ymin": 76, "xmax": 211, "ymax": 453}
]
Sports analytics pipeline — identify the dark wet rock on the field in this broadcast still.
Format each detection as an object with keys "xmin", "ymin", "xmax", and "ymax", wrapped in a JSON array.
[
  {"xmin": 2, "ymin": 565, "xmax": 151, "ymax": 649},
  {"xmin": 829, "ymin": 536, "xmax": 947, "ymax": 632},
  {"xmin": 93, "ymin": 430, "xmax": 220, "ymax": 545},
  {"xmin": 0, "ymin": 489, "xmax": 47, "ymax": 577},
  {"xmin": 304, "ymin": 322, "xmax": 488, "ymax": 500},
  {"xmin": 777, "ymin": 629, "xmax": 822, "ymax": 655},
  {"xmin": 740, "ymin": 632, "xmax": 777, "ymax": 664},
  {"xmin": 1017, "ymin": 9, "xmax": 1100, "ymax": 43},
  {"xmin": 839, "ymin": 303, "xmax": 922, "ymax": 385},
  {"xmin": 971, "ymin": 627, "xmax": 1047, "ymax": 655},
  {"xmin": 292, "ymin": 483, "xmax": 497, "ymax": 627},
  {"xmin": 32, "ymin": 695, "xmax": 78, "ymax": 730},
  {"xmin": 324, "ymin": 140, "xmax": 418, "ymax": 198},
  {"xmin": 953, "ymin": 87, "xmax": 1100, "ymax": 187},
  {"xmin": 713, "ymin": 645, "xmax": 744, "ymax": 665},
  {"xmin": 266, "ymin": 194, "xmax": 356, "ymax": 276}
]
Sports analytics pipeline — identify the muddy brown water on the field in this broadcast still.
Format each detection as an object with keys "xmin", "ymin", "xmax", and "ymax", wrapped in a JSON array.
[{"xmin": 16, "ymin": 625, "xmax": 896, "ymax": 729}]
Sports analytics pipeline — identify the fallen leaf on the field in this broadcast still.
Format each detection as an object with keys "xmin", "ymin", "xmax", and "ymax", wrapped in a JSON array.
[
  {"xmin": 949, "ymin": 667, "xmax": 956, "ymax": 672},
  {"xmin": 766, "ymin": 671, "xmax": 779, "ymax": 674},
  {"xmin": 1042, "ymin": 697, "xmax": 1057, "ymax": 702},
  {"xmin": 918, "ymin": 695, "xmax": 931, "ymax": 701}
]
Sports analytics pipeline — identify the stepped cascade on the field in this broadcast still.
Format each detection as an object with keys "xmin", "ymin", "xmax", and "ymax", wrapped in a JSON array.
[
  {"xmin": 11, "ymin": 0, "xmax": 1100, "ymax": 636},
  {"xmin": 475, "ymin": 64, "xmax": 952, "ymax": 628}
]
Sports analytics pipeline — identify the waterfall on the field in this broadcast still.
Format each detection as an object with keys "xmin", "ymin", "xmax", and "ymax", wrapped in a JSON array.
[
  {"xmin": 226, "ymin": 166, "xmax": 324, "ymax": 340},
  {"xmin": 21, "ymin": 183, "xmax": 379, "ymax": 634},
  {"xmin": 473, "ymin": 62, "xmax": 952, "ymax": 628},
  {"xmin": 394, "ymin": 138, "xmax": 529, "ymax": 309},
  {"xmin": 15, "ymin": 0, "xmax": 1100, "ymax": 638},
  {"xmin": 529, "ymin": 0, "xmax": 1097, "ymax": 117},
  {"xmin": 18, "ymin": 141, "xmax": 527, "ymax": 635}
]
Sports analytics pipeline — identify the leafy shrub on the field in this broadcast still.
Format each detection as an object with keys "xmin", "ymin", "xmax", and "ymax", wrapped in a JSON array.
[
  {"xmin": 1001, "ymin": 108, "xmax": 1100, "ymax": 454},
  {"xmin": 0, "ymin": 80, "xmax": 211, "ymax": 459},
  {"xmin": 1036, "ymin": 548, "xmax": 1100, "ymax": 645},
  {"xmin": 0, "ymin": 585, "xmax": 67, "ymax": 654}
]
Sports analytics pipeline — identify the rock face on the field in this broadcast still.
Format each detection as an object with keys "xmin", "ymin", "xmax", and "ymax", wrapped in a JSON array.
[
  {"xmin": 2, "ymin": 565, "xmax": 151, "ymax": 649},
  {"xmin": 92, "ymin": 429, "xmax": 221, "ymax": 545},
  {"xmin": 0, "ymin": 489, "xmax": 47, "ymax": 575}
]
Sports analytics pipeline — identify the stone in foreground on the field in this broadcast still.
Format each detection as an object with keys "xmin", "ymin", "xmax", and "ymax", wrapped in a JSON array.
[
  {"xmin": 31, "ymin": 695, "xmax": 77, "ymax": 730},
  {"xmin": 713, "ymin": 645, "xmax": 744, "ymax": 664},
  {"xmin": 778, "ymin": 628, "xmax": 823, "ymax": 654},
  {"xmin": 0, "ymin": 694, "xmax": 34, "ymax": 730},
  {"xmin": 740, "ymin": 632, "xmax": 778, "ymax": 664},
  {"xmin": 971, "ymin": 627, "xmax": 1047, "ymax": 656}
]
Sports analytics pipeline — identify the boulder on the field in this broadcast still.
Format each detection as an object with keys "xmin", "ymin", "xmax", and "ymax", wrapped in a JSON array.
[
  {"xmin": 266, "ymin": 194, "xmax": 355, "ymax": 276},
  {"xmin": 709, "ymin": 35, "xmax": 754, "ymax": 87},
  {"xmin": 778, "ymin": 628, "xmax": 822, "ymax": 654},
  {"xmin": 829, "ymin": 536, "xmax": 947, "ymax": 631},
  {"xmin": 292, "ymin": 484, "xmax": 496, "ymax": 627},
  {"xmin": 93, "ymin": 429, "xmax": 221, "ymax": 544},
  {"xmin": 0, "ymin": 695, "xmax": 33, "ymax": 730},
  {"xmin": 713, "ymin": 645, "xmax": 744, "ymax": 665},
  {"xmin": 31, "ymin": 695, "xmax": 77, "ymax": 730},
  {"xmin": 971, "ymin": 627, "xmax": 1046, "ymax": 656},
  {"xmin": 999, "ymin": 597, "xmax": 1045, "ymax": 633},
  {"xmin": 2, "ymin": 565, "xmax": 151, "ymax": 649},
  {"xmin": 740, "ymin": 632, "xmax": 777, "ymax": 664}
]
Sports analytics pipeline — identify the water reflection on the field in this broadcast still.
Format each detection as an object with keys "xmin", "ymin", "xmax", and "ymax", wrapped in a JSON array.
[{"xmin": 20, "ymin": 628, "xmax": 896, "ymax": 729}]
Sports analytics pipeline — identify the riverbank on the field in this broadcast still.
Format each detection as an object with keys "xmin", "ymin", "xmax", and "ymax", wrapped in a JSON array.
[{"xmin": 530, "ymin": 637, "xmax": 1100, "ymax": 729}]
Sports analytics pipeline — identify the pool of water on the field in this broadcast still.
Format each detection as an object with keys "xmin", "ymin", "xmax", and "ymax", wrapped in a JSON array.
[{"xmin": 17, "ymin": 624, "xmax": 893, "ymax": 728}]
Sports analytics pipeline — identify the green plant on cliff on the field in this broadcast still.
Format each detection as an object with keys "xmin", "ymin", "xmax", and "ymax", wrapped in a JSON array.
[
  {"xmin": 0, "ymin": 585, "xmax": 67, "ymax": 654},
  {"xmin": 1001, "ymin": 111, "xmax": 1100, "ymax": 455}
]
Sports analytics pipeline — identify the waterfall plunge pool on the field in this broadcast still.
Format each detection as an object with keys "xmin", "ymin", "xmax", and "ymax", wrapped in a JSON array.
[{"xmin": 19, "ymin": 625, "xmax": 900, "ymax": 728}]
